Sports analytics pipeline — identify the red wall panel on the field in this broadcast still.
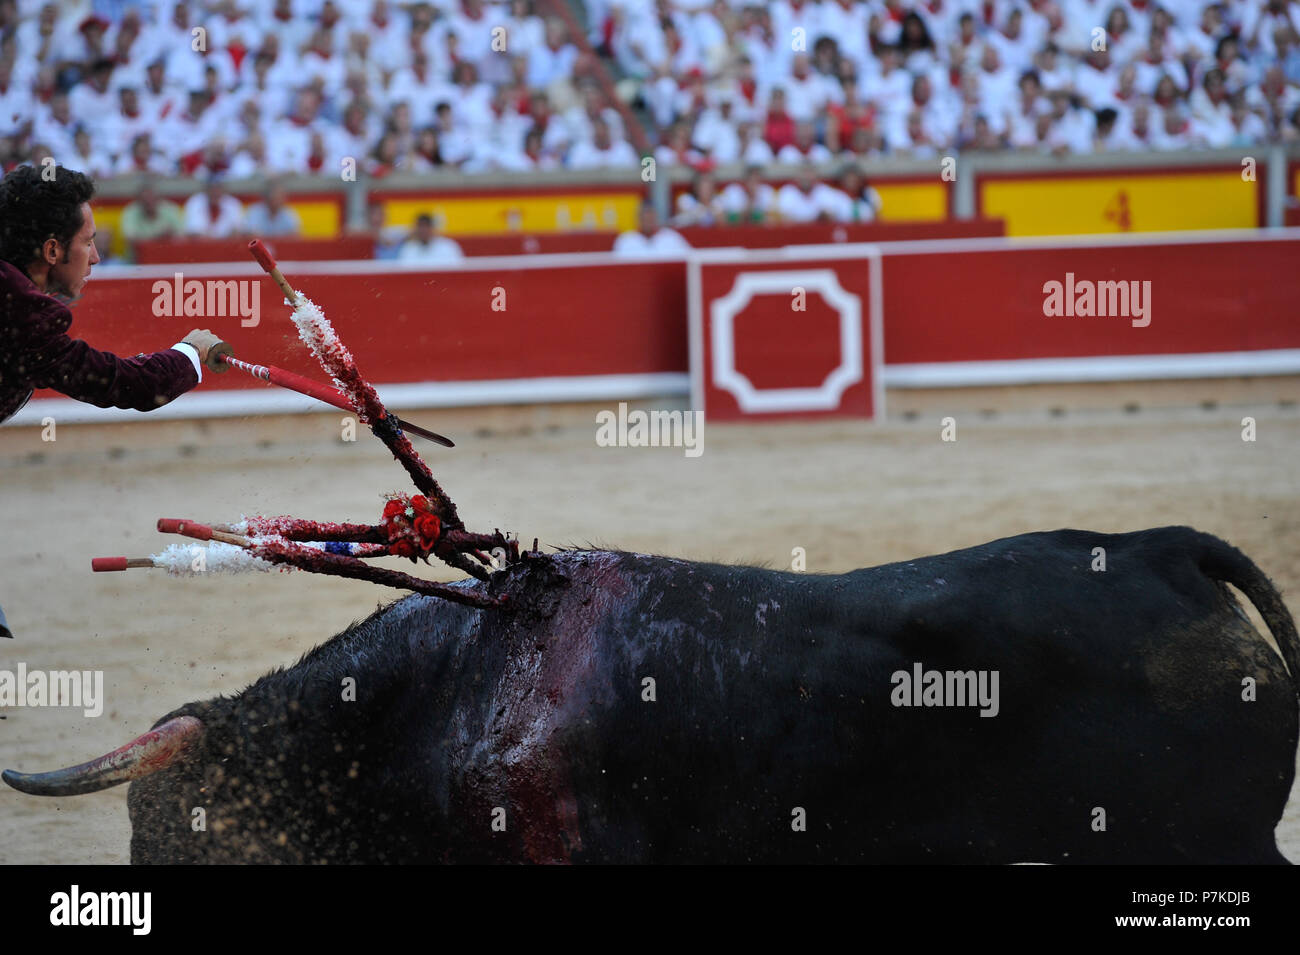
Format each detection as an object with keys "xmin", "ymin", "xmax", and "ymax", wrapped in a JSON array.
[
  {"xmin": 34, "ymin": 261, "xmax": 688, "ymax": 399},
  {"xmin": 31, "ymin": 235, "xmax": 1300, "ymax": 408},
  {"xmin": 879, "ymin": 238, "xmax": 1300, "ymax": 365}
]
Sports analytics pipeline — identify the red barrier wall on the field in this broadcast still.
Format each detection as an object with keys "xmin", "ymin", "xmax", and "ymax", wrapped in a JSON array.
[
  {"xmin": 26, "ymin": 233, "xmax": 1300, "ymax": 412},
  {"xmin": 34, "ymin": 260, "xmax": 687, "ymax": 401},
  {"xmin": 879, "ymin": 237, "xmax": 1300, "ymax": 364}
]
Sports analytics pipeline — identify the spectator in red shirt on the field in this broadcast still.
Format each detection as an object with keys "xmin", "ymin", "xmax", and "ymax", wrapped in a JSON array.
[
  {"xmin": 763, "ymin": 88, "xmax": 797, "ymax": 152},
  {"xmin": 826, "ymin": 84, "xmax": 876, "ymax": 152}
]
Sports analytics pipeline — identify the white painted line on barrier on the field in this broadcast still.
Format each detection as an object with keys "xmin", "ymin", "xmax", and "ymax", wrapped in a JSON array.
[
  {"xmin": 2, "ymin": 373, "xmax": 692, "ymax": 427},
  {"xmin": 881, "ymin": 350, "xmax": 1300, "ymax": 387},
  {"xmin": 686, "ymin": 256, "xmax": 706, "ymax": 418},
  {"xmin": 686, "ymin": 228, "xmax": 1300, "ymax": 264},
  {"xmin": 86, "ymin": 227, "xmax": 1300, "ymax": 283},
  {"xmin": 7, "ymin": 350, "xmax": 1295, "ymax": 429},
  {"xmin": 88, "ymin": 249, "xmax": 690, "ymax": 281},
  {"xmin": 868, "ymin": 249, "xmax": 886, "ymax": 418}
]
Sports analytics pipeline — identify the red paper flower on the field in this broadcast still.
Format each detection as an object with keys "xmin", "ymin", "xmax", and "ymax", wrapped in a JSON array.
[
  {"xmin": 391, "ymin": 538, "xmax": 416, "ymax": 558},
  {"xmin": 411, "ymin": 495, "xmax": 430, "ymax": 512},
  {"xmin": 414, "ymin": 513, "xmax": 441, "ymax": 543},
  {"xmin": 383, "ymin": 499, "xmax": 406, "ymax": 520}
]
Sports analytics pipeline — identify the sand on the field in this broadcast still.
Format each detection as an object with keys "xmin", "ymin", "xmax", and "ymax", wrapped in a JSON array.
[{"xmin": 1, "ymin": 378, "xmax": 1297, "ymax": 863}]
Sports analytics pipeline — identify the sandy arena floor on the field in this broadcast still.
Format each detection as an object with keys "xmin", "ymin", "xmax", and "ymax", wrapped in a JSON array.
[{"xmin": 1, "ymin": 377, "xmax": 1298, "ymax": 863}]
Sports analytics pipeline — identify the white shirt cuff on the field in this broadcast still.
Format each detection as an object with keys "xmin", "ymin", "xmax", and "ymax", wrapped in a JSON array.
[{"xmin": 171, "ymin": 342, "xmax": 202, "ymax": 383}]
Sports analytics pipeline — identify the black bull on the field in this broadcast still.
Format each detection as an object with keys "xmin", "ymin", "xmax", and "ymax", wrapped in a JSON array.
[{"xmin": 6, "ymin": 526, "xmax": 1299, "ymax": 863}]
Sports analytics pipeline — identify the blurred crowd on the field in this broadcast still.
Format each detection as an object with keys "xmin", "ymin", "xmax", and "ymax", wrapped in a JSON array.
[
  {"xmin": 0, "ymin": 0, "xmax": 620, "ymax": 178},
  {"xmin": 2, "ymin": 0, "xmax": 1296, "ymax": 191},
  {"xmin": 609, "ymin": 0, "xmax": 1300, "ymax": 156}
]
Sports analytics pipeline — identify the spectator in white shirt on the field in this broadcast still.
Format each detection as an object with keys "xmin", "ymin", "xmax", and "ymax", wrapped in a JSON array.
[
  {"xmin": 776, "ymin": 121, "xmax": 833, "ymax": 164},
  {"xmin": 497, "ymin": 127, "xmax": 561, "ymax": 170},
  {"xmin": 612, "ymin": 202, "xmax": 692, "ymax": 256},
  {"xmin": 728, "ymin": 121, "xmax": 772, "ymax": 166},
  {"xmin": 775, "ymin": 164, "xmax": 843, "ymax": 223},
  {"xmin": 68, "ymin": 58, "xmax": 117, "ymax": 139},
  {"xmin": 524, "ymin": 91, "xmax": 573, "ymax": 159},
  {"xmin": 563, "ymin": 82, "xmax": 627, "ymax": 146},
  {"xmin": 898, "ymin": 108, "xmax": 944, "ymax": 157},
  {"xmin": 674, "ymin": 170, "xmax": 725, "ymax": 227},
  {"xmin": 831, "ymin": 166, "xmax": 883, "ymax": 223},
  {"xmin": 504, "ymin": 0, "xmax": 547, "ymax": 58},
  {"xmin": 101, "ymin": 85, "xmax": 152, "ymax": 160},
  {"xmin": 1134, "ymin": 34, "xmax": 1190, "ymax": 96},
  {"xmin": 274, "ymin": 86, "xmax": 327, "ymax": 159},
  {"xmin": 71, "ymin": 127, "xmax": 114, "ymax": 179},
  {"xmin": 443, "ymin": 0, "xmax": 504, "ymax": 81},
  {"xmin": 255, "ymin": 0, "xmax": 314, "ymax": 59},
  {"xmin": 783, "ymin": 53, "xmax": 837, "ymax": 122},
  {"xmin": 299, "ymin": 28, "xmax": 348, "ymax": 98},
  {"xmin": 528, "ymin": 16, "xmax": 579, "ymax": 90},
  {"xmin": 865, "ymin": 46, "xmax": 914, "ymax": 119},
  {"xmin": 183, "ymin": 177, "xmax": 245, "ymax": 238},
  {"xmin": 1152, "ymin": 103, "xmax": 1193, "ymax": 150},
  {"xmin": 1033, "ymin": 43, "xmax": 1076, "ymax": 94},
  {"xmin": 1092, "ymin": 107, "xmax": 1129, "ymax": 151},
  {"xmin": 386, "ymin": 50, "xmax": 448, "ymax": 123},
  {"xmin": 158, "ymin": 89, "xmax": 223, "ymax": 166},
  {"xmin": 114, "ymin": 132, "xmax": 173, "ymax": 176},
  {"xmin": 1007, "ymin": 70, "xmax": 1049, "ymax": 148},
  {"xmin": 822, "ymin": 0, "xmax": 871, "ymax": 65},
  {"xmin": 31, "ymin": 91, "xmax": 79, "ymax": 161},
  {"xmin": 0, "ymin": 57, "xmax": 32, "ymax": 134},
  {"xmin": 692, "ymin": 95, "xmax": 741, "ymax": 162},
  {"xmin": 987, "ymin": 8, "xmax": 1038, "ymax": 74},
  {"xmin": 243, "ymin": 181, "xmax": 303, "ymax": 237},
  {"xmin": 976, "ymin": 44, "xmax": 1021, "ymax": 117},
  {"xmin": 226, "ymin": 131, "xmax": 272, "ymax": 178},
  {"xmin": 357, "ymin": 0, "xmax": 409, "ymax": 70},
  {"xmin": 654, "ymin": 120, "xmax": 706, "ymax": 168},
  {"xmin": 398, "ymin": 214, "xmax": 465, "ymax": 264},
  {"xmin": 720, "ymin": 165, "xmax": 777, "ymax": 224},
  {"xmin": 1073, "ymin": 47, "xmax": 1119, "ymax": 110},
  {"xmin": 1227, "ymin": 95, "xmax": 1271, "ymax": 145},
  {"xmin": 1044, "ymin": 88, "xmax": 1096, "ymax": 153},
  {"xmin": 1101, "ymin": 5, "xmax": 1144, "ymax": 66},
  {"xmin": 428, "ymin": 102, "xmax": 476, "ymax": 166},
  {"xmin": 567, "ymin": 117, "xmax": 639, "ymax": 169}
]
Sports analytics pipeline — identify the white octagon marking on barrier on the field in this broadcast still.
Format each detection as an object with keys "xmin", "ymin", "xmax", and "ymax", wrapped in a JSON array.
[{"xmin": 709, "ymin": 269, "xmax": 863, "ymax": 413}]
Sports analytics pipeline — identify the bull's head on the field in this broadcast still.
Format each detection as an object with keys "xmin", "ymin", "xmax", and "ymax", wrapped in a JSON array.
[{"xmin": 2, "ymin": 716, "xmax": 203, "ymax": 796}]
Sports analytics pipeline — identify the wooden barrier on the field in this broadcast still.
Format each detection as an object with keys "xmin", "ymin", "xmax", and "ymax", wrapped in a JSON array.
[{"xmin": 11, "ymin": 230, "xmax": 1298, "ymax": 425}]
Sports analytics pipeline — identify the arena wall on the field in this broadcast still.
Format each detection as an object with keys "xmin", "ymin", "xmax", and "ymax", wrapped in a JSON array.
[{"xmin": 8, "ymin": 228, "xmax": 1299, "ymax": 427}]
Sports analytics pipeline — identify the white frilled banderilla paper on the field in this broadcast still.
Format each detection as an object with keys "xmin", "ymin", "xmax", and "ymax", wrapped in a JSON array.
[
  {"xmin": 148, "ymin": 539, "xmax": 367, "ymax": 576},
  {"xmin": 148, "ymin": 541, "xmax": 277, "ymax": 576}
]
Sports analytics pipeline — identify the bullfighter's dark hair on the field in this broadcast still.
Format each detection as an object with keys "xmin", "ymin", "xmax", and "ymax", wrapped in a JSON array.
[{"xmin": 0, "ymin": 164, "xmax": 96, "ymax": 272}]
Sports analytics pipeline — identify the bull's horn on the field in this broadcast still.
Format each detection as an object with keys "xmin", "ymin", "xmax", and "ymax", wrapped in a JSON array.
[{"xmin": 2, "ymin": 715, "xmax": 203, "ymax": 796}]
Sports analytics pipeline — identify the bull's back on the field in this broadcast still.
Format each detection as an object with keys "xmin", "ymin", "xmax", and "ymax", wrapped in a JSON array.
[
  {"xmin": 131, "ymin": 531, "xmax": 1297, "ymax": 863},
  {"xmin": 468, "ymin": 538, "xmax": 1294, "ymax": 862}
]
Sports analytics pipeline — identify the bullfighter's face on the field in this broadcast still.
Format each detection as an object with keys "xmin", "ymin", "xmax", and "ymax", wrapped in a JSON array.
[{"xmin": 46, "ymin": 202, "xmax": 100, "ymax": 300}]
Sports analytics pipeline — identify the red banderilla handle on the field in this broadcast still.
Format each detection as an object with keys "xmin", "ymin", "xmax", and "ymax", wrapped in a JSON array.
[{"xmin": 217, "ymin": 354, "xmax": 454, "ymax": 447}]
